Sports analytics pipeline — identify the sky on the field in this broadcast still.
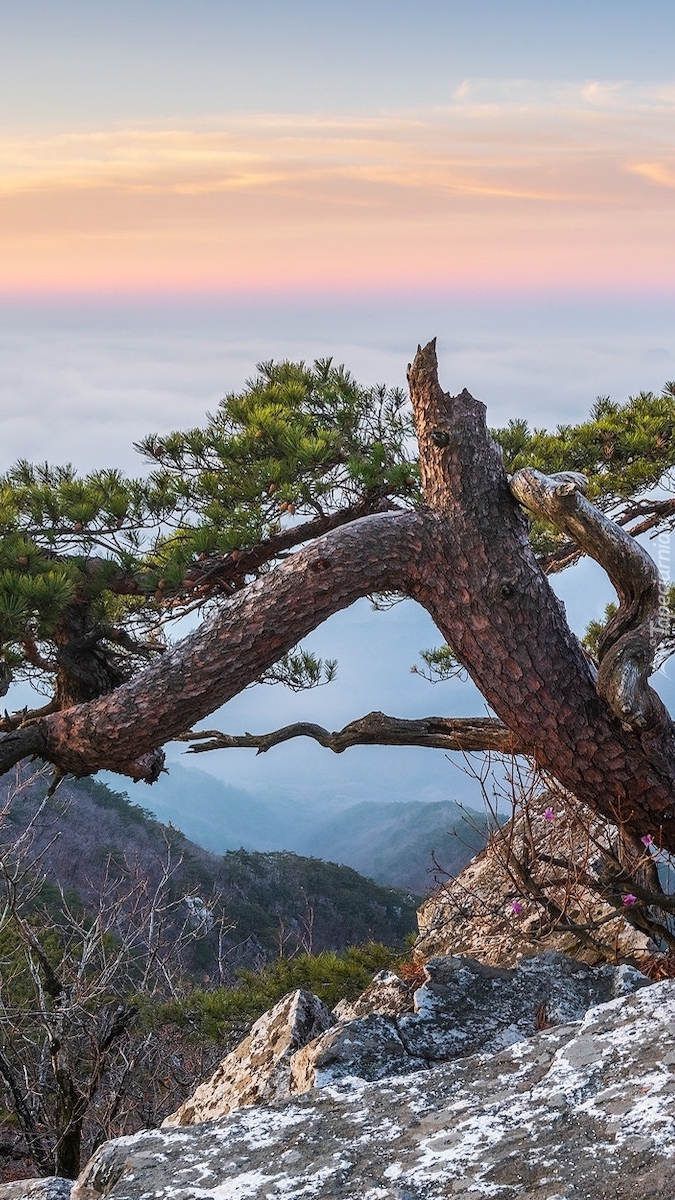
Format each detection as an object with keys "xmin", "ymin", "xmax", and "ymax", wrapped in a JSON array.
[
  {"xmin": 1, "ymin": 1, "xmax": 675, "ymax": 295},
  {"xmin": 1, "ymin": 2, "xmax": 675, "ymax": 812}
]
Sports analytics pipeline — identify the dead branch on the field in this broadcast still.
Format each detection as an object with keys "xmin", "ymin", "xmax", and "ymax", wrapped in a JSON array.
[
  {"xmin": 179, "ymin": 713, "xmax": 524, "ymax": 756},
  {"xmin": 510, "ymin": 467, "xmax": 667, "ymax": 731}
]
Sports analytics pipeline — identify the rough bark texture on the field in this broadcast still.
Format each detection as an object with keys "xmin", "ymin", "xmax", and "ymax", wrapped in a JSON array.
[
  {"xmin": 13, "ymin": 513, "xmax": 423, "ymax": 779},
  {"xmin": 2, "ymin": 340, "xmax": 675, "ymax": 850},
  {"xmin": 400, "ymin": 344, "xmax": 675, "ymax": 841}
]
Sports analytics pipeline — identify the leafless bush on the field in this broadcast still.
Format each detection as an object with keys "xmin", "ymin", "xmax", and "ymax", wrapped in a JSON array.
[
  {"xmin": 427, "ymin": 754, "xmax": 675, "ymax": 968},
  {"xmin": 0, "ymin": 765, "xmax": 232, "ymax": 1180}
]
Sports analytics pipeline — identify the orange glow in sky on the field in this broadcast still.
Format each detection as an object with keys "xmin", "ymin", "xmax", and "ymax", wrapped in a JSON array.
[{"xmin": 2, "ymin": 83, "xmax": 675, "ymax": 295}]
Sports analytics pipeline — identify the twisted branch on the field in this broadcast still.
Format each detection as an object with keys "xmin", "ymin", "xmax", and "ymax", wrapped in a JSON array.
[
  {"xmin": 179, "ymin": 712, "xmax": 524, "ymax": 756},
  {"xmin": 510, "ymin": 468, "xmax": 668, "ymax": 730}
]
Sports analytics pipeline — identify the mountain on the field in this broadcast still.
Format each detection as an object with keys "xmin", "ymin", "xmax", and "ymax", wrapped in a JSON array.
[
  {"xmin": 0, "ymin": 768, "xmax": 419, "ymax": 978},
  {"xmin": 107, "ymin": 761, "xmax": 490, "ymax": 892},
  {"xmin": 301, "ymin": 800, "xmax": 490, "ymax": 893}
]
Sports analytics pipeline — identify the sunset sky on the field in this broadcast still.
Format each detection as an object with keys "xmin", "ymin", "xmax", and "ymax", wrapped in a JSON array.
[
  {"xmin": 2, "ymin": 2, "xmax": 675, "ymax": 810},
  {"xmin": 1, "ymin": 0, "xmax": 674, "ymax": 296}
]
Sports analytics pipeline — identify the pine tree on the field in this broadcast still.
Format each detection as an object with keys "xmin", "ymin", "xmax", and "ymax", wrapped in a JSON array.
[{"xmin": 0, "ymin": 346, "xmax": 674, "ymax": 857}]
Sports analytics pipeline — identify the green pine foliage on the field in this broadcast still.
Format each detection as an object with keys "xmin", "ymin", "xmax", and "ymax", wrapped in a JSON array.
[
  {"xmin": 1, "ymin": 362, "xmax": 674, "ymax": 705},
  {"xmin": 411, "ymin": 644, "xmax": 465, "ymax": 683},
  {"xmin": 0, "ymin": 359, "xmax": 416, "ymax": 702},
  {"xmin": 492, "ymin": 383, "xmax": 675, "ymax": 560},
  {"xmin": 137, "ymin": 357, "xmax": 418, "ymax": 567},
  {"xmin": 154, "ymin": 943, "xmax": 402, "ymax": 1043},
  {"xmin": 493, "ymin": 384, "xmax": 675, "ymax": 506}
]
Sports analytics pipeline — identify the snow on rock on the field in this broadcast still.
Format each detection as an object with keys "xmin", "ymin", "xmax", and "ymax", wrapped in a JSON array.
[
  {"xmin": 162, "ymin": 988, "xmax": 335, "ymax": 1127},
  {"xmin": 290, "ymin": 1013, "xmax": 427, "ymax": 1093},
  {"xmin": 73, "ymin": 979, "xmax": 675, "ymax": 1200},
  {"xmin": 287, "ymin": 951, "xmax": 649, "ymax": 1092},
  {"xmin": 397, "ymin": 950, "xmax": 649, "ymax": 1061},
  {"xmin": 0, "ymin": 1181, "xmax": 73, "ymax": 1200}
]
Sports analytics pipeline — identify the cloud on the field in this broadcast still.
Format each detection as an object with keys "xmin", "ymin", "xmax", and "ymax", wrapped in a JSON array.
[
  {"xmin": 1, "ymin": 85, "xmax": 674, "ymax": 294},
  {"xmin": 629, "ymin": 162, "xmax": 675, "ymax": 190}
]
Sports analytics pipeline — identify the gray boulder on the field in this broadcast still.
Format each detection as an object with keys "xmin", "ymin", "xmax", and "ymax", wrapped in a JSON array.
[
  {"xmin": 73, "ymin": 978, "xmax": 675, "ymax": 1199},
  {"xmin": 397, "ymin": 949, "xmax": 649, "ymax": 1060},
  {"xmin": 162, "ymin": 987, "xmax": 334, "ymax": 1126},
  {"xmin": 287, "ymin": 951, "xmax": 649, "ymax": 1090},
  {"xmin": 290, "ymin": 1013, "xmax": 426, "ymax": 1092},
  {"xmin": 0, "ymin": 1182, "xmax": 72, "ymax": 1200},
  {"xmin": 165, "ymin": 952, "xmax": 650, "ymax": 1120}
]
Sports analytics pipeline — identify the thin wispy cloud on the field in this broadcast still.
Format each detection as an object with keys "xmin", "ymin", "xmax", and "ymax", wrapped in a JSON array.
[
  {"xmin": 1, "ymin": 83, "xmax": 673, "ymax": 294},
  {"xmin": 629, "ymin": 162, "xmax": 675, "ymax": 190}
]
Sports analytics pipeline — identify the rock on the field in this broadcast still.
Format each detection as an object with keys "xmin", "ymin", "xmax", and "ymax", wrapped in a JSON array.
[
  {"xmin": 415, "ymin": 791, "xmax": 660, "ymax": 967},
  {"xmin": 288, "ymin": 951, "xmax": 648, "ymax": 1090},
  {"xmin": 290, "ymin": 1013, "xmax": 427, "ymax": 1092},
  {"xmin": 162, "ymin": 987, "xmax": 334, "ymax": 1126},
  {"xmin": 169, "ymin": 952, "xmax": 649, "ymax": 1116},
  {"xmin": 0, "ymin": 1182, "xmax": 72, "ymax": 1200},
  {"xmin": 397, "ymin": 950, "xmax": 650, "ymax": 1061},
  {"xmin": 73, "ymin": 978, "xmax": 675, "ymax": 1200},
  {"xmin": 333, "ymin": 969, "xmax": 414, "ymax": 1020}
]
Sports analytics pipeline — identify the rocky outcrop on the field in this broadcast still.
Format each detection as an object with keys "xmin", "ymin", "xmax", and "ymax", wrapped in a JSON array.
[
  {"xmin": 162, "ymin": 988, "xmax": 334, "ymax": 1126},
  {"xmin": 0, "ymin": 1183, "xmax": 72, "ymax": 1200},
  {"xmin": 73, "ymin": 977, "xmax": 675, "ymax": 1200},
  {"xmin": 162, "ymin": 951, "xmax": 649, "ymax": 1119},
  {"xmin": 396, "ymin": 951, "xmax": 647, "ymax": 1060},
  {"xmin": 290, "ymin": 1012, "xmax": 427, "ymax": 1092},
  {"xmin": 415, "ymin": 792, "xmax": 660, "ymax": 967},
  {"xmin": 289, "ymin": 951, "xmax": 648, "ymax": 1093},
  {"xmin": 332, "ymin": 968, "xmax": 414, "ymax": 1020}
]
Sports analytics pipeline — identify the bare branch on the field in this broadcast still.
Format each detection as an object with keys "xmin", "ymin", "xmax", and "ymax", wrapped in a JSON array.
[
  {"xmin": 180, "ymin": 712, "xmax": 524, "ymax": 756},
  {"xmin": 541, "ymin": 496, "xmax": 675, "ymax": 575}
]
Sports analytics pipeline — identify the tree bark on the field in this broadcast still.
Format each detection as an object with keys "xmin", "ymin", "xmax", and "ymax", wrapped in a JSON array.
[
  {"xmin": 2, "ymin": 341, "xmax": 675, "ymax": 849},
  {"xmin": 3, "ymin": 512, "xmax": 424, "ymax": 779},
  {"xmin": 402, "ymin": 344, "xmax": 675, "ymax": 842},
  {"xmin": 509, "ymin": 467, "xmax": 666, "ymax": 731}
]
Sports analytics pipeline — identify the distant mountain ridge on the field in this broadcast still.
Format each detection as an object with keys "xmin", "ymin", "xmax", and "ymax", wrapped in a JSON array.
[
  {"xmin": 110, "ymin": 761, "xmax": 490, "ymax": 893},
  {"xmin": 302, "ymin": 800, "xmax": 489, "ymax": 893}
]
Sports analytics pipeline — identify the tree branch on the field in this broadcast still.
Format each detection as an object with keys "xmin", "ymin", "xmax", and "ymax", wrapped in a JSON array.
[
  {"xmin": 510, "ymin": 467, "xmax": 667, "ymax": 731},
  {"xmin": 179, "ymin": 713, "xmax": 524, "ymax": 756},
  {"xmin": 540, "ymin": 496, "xmax": 675, "ymax": 575},
  {"xmin": 6, "ymin": 511, "xmax": 422, "ymax": 781},
  {"xmin": 178, "ymin": 494, "xmax": 398, "ymax": 600}
]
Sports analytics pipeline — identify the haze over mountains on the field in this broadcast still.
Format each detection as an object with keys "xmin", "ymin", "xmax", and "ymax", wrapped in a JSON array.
[{"xmin": 110, "ymin": 759, "xmax": 490, "ymax": 894}]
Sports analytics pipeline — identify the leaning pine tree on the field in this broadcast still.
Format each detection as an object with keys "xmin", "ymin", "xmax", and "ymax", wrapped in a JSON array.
[{"xmin": 1, "ymin": 344, "xmax": 675, "ymax": 855}]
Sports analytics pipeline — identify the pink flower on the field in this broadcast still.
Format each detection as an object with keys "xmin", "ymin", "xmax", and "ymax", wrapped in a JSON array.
[
  {"xmin": 641, "ymin": 834, "xmax": 654, "ymax": 847},
  {"xmin": 623, "ymin": 894, "xmax": 638, "ymax": 906},
  {"xmin": 510, "ymin": 901, "xmax": 524, "ymax": 915},
  {"xmin": 544, "ymin": 807, "xmax": 556, "ymax": 821}
]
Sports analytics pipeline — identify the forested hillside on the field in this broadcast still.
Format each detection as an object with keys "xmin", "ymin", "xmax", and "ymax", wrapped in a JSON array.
[
  {"xmin": 0, "ymin": 766, "xmax": 418, "ymax": 978},
  {"xmin": 0, "ymin": 764, "xmax": 418, "ymax": 1179}
]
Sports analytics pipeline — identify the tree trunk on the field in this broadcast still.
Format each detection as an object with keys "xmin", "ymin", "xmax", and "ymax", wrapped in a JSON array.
[
  {"xmin": 2, "ymin": 342, "xmax": 674, "ymax": 848},
  {"xmin": 54, "ymin": 601, "xmax": 126, "ymax": 709}
]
